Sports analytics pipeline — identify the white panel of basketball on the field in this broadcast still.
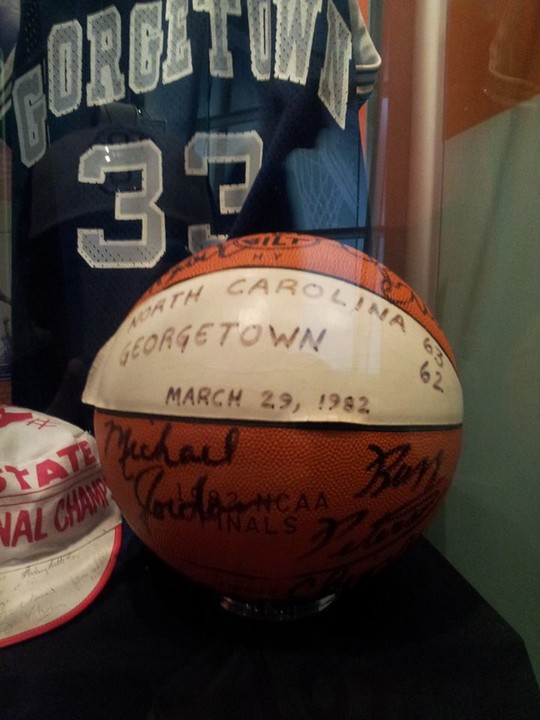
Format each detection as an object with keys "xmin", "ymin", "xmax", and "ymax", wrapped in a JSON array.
[{"xmin": 83, "ymin": 267, "xmax": 463, "ymax": 426}]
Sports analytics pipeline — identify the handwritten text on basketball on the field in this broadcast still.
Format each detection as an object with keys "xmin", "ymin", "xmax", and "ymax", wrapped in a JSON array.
[
  {"xmin": 98, "ymin": 416, "xmax": 454, "ymax": 602},
  {"xmin": 84, "ymin": 267, "xmax": 463, "ymax": 426},
  {"xmin": 164, "ymin": 386, "xmax": 372, "ymax": 418},
  {"xmin": 101, "ymin": 419, "xmax": 329, "ymax": 536},
  {"xmin": 120, "ymin": 322, "xmax": 327, "ymax": 366}
]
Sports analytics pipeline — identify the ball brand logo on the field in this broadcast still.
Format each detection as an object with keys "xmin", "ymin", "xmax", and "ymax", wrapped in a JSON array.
[{"xmin": 235, "ymin": 234, "xmax": 321, "ymax": 250}]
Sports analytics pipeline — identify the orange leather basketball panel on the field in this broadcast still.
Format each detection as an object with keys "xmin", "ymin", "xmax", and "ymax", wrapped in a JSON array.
[{"xmin": 95, "ymin": 410, "xmax": 462, "ymax": 601}]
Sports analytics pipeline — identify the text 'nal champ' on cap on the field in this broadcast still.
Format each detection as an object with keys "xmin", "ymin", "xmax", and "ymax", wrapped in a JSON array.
[{"xmin": 0, "ymin": 405, "xmax": 122, "ymax": 647}]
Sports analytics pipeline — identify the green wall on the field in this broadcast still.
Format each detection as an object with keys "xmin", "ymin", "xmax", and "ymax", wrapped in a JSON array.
[{"xmin": 428, "ymin": 99, "xmax": 540, "ymax": 682}]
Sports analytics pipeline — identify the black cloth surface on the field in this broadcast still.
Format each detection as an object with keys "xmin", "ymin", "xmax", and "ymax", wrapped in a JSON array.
[{"xmin": 2, "ymin": 533, "xmax": 539, "ymax": 720}]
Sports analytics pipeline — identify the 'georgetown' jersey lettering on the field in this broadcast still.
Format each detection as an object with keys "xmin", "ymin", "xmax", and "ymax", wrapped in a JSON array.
[
  {"xmin": 7, "ymin": 0, "xmax": 380, "ymax": 421},
  {"xmin": 14, "ymin": 0, "xmax": 365, "ymax": 171}
]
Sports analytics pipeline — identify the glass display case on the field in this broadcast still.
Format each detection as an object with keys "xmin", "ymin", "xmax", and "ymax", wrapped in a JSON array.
[
  {"xmin": 367, "ymin": 0, "xmax": 540, "ymax": 682},
  {"xmin": 1, "ymin": 0, "xmax": 539, "ymax": 714}
]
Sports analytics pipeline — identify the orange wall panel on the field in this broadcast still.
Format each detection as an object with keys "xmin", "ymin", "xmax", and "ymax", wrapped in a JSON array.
[{"xmin": 445, "ymin": 0, "xmax": 540, "ymax": 139}]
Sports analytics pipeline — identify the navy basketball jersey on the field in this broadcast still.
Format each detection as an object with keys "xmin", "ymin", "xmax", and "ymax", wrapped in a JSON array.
[{"xmin": 7, "ymin": 0, "xmax": 380, "ymax": 424}]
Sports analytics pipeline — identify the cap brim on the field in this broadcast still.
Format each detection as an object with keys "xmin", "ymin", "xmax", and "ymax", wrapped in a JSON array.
[{"xmin": 0, "ymin": 521, "xmax": 122, "ymax": 648}]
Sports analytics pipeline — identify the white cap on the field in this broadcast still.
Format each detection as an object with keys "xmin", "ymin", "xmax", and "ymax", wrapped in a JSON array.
[{"xmin": 0, "ymin": 405, "xmax": 122, "ymax": 647}]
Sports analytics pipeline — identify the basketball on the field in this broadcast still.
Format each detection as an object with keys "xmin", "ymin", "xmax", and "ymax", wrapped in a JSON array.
[{"xmin": 83, "ymin": 233, "xmax": 463, "ymax": 608}]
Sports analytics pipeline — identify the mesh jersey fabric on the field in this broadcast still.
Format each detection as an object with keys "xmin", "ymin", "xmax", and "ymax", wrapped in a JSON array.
[{"xmin": 6, "ymin": 0, "xmax": 381, "ymax": 425}]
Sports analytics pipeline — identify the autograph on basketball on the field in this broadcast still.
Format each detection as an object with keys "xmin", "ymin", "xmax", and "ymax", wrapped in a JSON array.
[
  {"xmin": 103, "ymin": 418, "xmax": 239, "ymax": 479},
  {"xmin": 101, "ymin": 418, "xmax": 330, "ymax": 533}
]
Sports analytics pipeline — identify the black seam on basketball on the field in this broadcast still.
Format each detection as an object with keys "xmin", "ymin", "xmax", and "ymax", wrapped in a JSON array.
[{"xmin": 94, "ymin": 407, "xmax": 462, "ymax": 433}]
